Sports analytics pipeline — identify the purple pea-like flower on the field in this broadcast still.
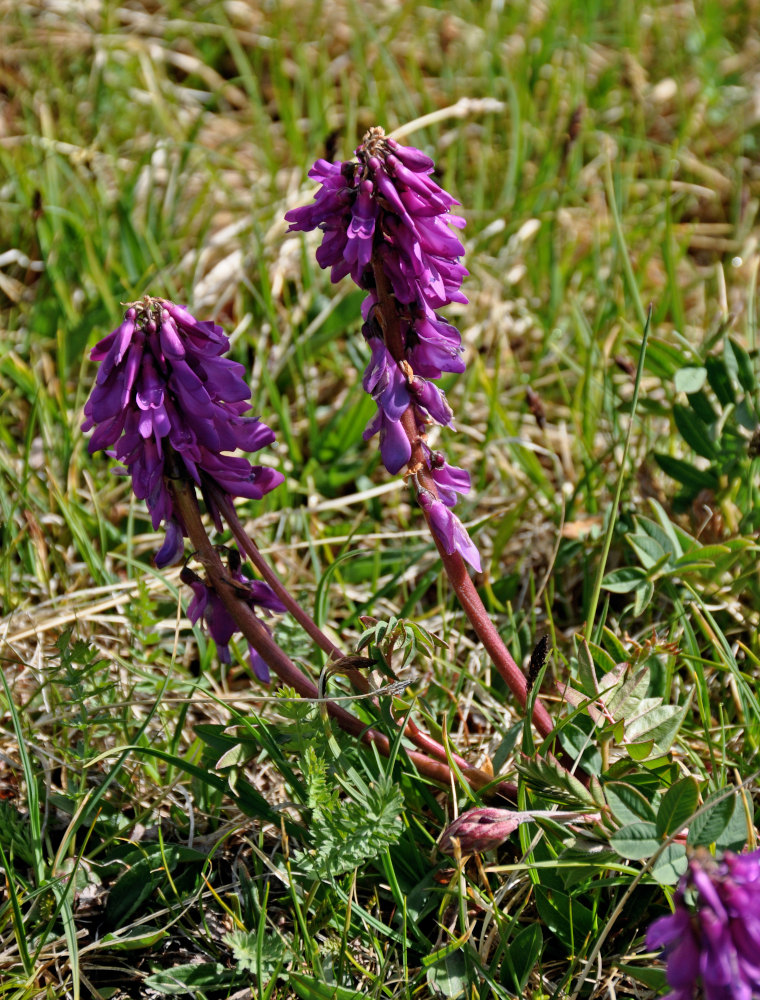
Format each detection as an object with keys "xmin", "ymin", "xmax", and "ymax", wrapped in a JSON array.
[
  {"xmin": 83, "ymin": 297, "xmax": 284, "ymax": 567},
  {"xmin": 417, "ymin": 488, "xmax": 481, "ymax": 573},
  {"xmin": 181, "ymin": 549, "xmax": 286, "ymax": 684},
  {"xmin": 647, "ymin": 848, "xmax": 760, "ymax": 999},
  {"xmin": 286, "ymin": 127, "xmax": 480, "ymax": 571}
]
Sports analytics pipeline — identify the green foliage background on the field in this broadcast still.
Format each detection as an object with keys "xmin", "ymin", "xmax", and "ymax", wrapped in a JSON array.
[{"xmin": 0, "ymin": 1, "xmax": 758, "ymax": 997}]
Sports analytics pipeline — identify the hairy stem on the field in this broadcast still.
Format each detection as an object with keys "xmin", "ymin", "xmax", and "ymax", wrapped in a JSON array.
[
  {"xmin": 370, "ymin": 253, "xmax": 556, "ymax": 742},
  {"xmin": 170, "ymin": 476, "xmax": 517, "ymax": 801}
]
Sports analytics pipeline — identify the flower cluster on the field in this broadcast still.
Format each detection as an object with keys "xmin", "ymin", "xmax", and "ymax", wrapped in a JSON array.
[
  {"xmin": 285, "ymin": 127, "xmax": 480, "ymax": 572},
  {"xmin": 647, "ymin": 848, "xmax": 760, "ymax": 999},
  {"xmin": 82, "ymin": 298, "xmax": 284, "ymax": 567},
  {"xmin": 181, "ymin": 548, "xmax": 285, "ymax": 684}
]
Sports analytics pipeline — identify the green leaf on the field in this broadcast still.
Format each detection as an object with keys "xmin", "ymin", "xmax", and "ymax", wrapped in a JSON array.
[
  {"xmin": 586, "ymin": 641, "xmax": 618, "ymax": 676},
  {"xmin": 654, "ymin": 453, "xmax": 720, "ymax": 492},
  {"xmin": 674, "ymin": 366, "xmax": 707, "ymax": 394},
  {"xmin": 426, "ymin": 949, "xmax": 468, "ymax": 998},
  {"xmin": 625, "ymin": 701, "xmax": 689, "ymax": 753},
  {"xmin": 534, "ymin": 886, "xmax": 594, "ymax": 950},
  {"xmin": 634, "ymin": 516, "xmax": 679, "ymax": 557},
  {"xmin": 295, "ymin": 770, "xmax": 403, "ymax": 877},
  {"xmin": 673, "ymin": 404, "xmax": 716, "ymax": 458},
  {"xmin": 502, "ymin": 923, "xmax": 542, "ymax": 992},
  {"xmin": 656, "ymin": 777, "xmax": 699, "ymax": 837},
  {"xmin": 604, "ymin": 781, "xmax": 656, "ymax": 825},
  {"xmin": 626, "ymin": 739, "xmax": 655, "ymax": 761},
  {"xmin": 715, "ymin": 795, "xmax": 749, "ymax": 851},
  {"xmin": 618, "ymin": 964, "xmax": 668, "ymax": 990},
  {"xmin": 726, "ymin": 337, "xmax": 755, "ymax": 393},
  {"xmin": 99, "ymin": 926, "xmax": 167, "ymax": 951},
  {"xmin": 144, "ymin": 963, "xmax": 236, "ymax": 995},
  {"xmin": 705, "ymin": 356, "xmax": 736, "ymax": 406},
  {"xmin": 631, "ymin": 579, "xmax": 655, "ymax": 616},
  {"xmin": 651, "ymin": 843, "xmax": 688, "ymax": 885},
  {"xmin": 515, "ymin": 756, "xmax": 598, "ymax": 809},
  {"xmin": 224, "ymin": 929, "xmax": 290, "ymax": 978},
  {"xmin": 687, "ymin": 791, "xmax": 737, "ymax": 847},
  {"xmin": 687, "ymin": 389, "xmax": 719, "ymax": 425},
  {"xmin": 626, "ymin": 531, "xmax": 668, "ymax": 570},
  {"xmin": 602, "ymin": 567, "xmax": 646, "ymax": 593},
  {"xmin": 609, "ymin": 821, "xmax": 660, "ymax": 860},
  {"xmin": 287, "ymin": 976, "xmax": 366, "ymax": 1000}
]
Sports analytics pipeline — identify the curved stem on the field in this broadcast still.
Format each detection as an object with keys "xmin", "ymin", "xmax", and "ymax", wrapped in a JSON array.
[
  {"xmin": 370, "ymin": 253, "xmax": 556, "ymax": 742},
  {"xmin": 170, "ymin": 476, "xmax": 517, "ymax": 802},
  {"xmin": 210, "ymin": 486, "xmax": 370, "ymax": 694}
]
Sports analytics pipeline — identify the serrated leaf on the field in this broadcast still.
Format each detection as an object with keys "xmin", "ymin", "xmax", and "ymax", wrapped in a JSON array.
[
  {"xmin": 673, "ymin": 404, "xmax": 716, "ymax": 459},
  {"xmin": 224, "ymin": 929, "xmax": 290, "ymax": 978},
  {"xmin": 674, "ymin": 366, "xmax": 707, "ymax": 394},
  {"xmin": 687, "ymin": 792, "xmax": 736, "ymax": 846},
  {"xmin": 609, "ymin": 821, "xmax": 660, "ymax": 859},
  {"xmin": 651, "ymin": 843, "xmax": 688, "ymax": 885},
  {"xmin": 605, "ymin": 781, "xmax": 656, "ymax": 825},
  {"xmin": 656, "ymin": 777, "xmax": 699, "ymax": 837},
  {"xmin": 296, "ymin": 773, "xmax": 403, "ymax": 877}
]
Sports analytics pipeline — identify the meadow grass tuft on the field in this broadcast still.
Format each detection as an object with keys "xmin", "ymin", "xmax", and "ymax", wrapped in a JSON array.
[{"xmin": 1, "ymin": 1, "xmax": 758, "ymax": 997}]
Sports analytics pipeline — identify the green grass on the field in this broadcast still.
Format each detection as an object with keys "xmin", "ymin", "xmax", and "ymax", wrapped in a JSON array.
[{"xmin": 1, "ymin": 0, "xmax": 759, "ymax": 997}]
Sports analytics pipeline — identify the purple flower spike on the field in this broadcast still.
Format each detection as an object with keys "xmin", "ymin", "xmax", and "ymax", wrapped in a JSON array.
[
  {"xmin": 182, "ymin": 549, "xmax": 286, "ymax": 684},
  {"xmin": 417, "ymin": 488, "xmax": 481, "ymax": 572},
  {"xmin": 83, "ymin": 297, "xmax": 284, "ymax": 564},
  {"xmin": 647, "ymin": 848, "xmax": 760, "ymax": 999},
  {"xmin": 286, "ymin": 127, "xmax": 480, "ymax": 572}
]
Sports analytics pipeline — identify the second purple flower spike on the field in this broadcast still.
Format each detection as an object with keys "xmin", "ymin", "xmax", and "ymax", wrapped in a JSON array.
[
  {"xmin": 286, "ymin": 127, "xmax": 480, "ymax": 572},
  {"xmin": 83, "ymin": 297, "xmax": 284, "ymax": 566}
]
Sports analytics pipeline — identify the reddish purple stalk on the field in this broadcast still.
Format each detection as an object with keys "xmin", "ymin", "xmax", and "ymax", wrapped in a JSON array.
[
  {"xmin": 370, "ymin": 254, "xmax": 556, "ymax": 742},
  {"xmin": 170, "ymin": 476, "xmax": 517, "ymax": 801}
]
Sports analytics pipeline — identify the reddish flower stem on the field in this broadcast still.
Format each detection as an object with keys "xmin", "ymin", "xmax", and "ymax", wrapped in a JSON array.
[
  {"xmin": 210, "ymin": 486, "xmax": 369, "ymax": 693},
  {"xmin": 370, "ymin": 253, "xmax": 556, "ymax": 742},
  {"xmin": 170, "ymin": 476, "xmax": 517, "ymax": 802}
]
